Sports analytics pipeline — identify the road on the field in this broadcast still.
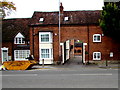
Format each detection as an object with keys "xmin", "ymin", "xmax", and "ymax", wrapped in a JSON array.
[
  {"xmin": 1, "ymin": 57, "xmax": 119, "ymax": 88},
  {"xmin": 1, "ymin": 67, "xmax": 118, "ymax": 88}
]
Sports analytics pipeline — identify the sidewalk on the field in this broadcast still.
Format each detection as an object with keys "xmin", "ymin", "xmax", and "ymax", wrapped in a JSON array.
[
  {"xmin": 98, "ymin": 63, "xmax": 119, "ymax": 69},
  {"xmin": 30, "ymin": 63, "xmax": 119, "ymax": 70}
]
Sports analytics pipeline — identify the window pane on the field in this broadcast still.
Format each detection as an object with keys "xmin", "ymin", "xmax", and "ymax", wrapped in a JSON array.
[
  {"xmin": 97, "ymin": 36, "xmax": 100, "ymax": 41},
  {"xmin": 41, "ymin": 34, "xmax": 49, "ymax": 42},
  {"xmin": 41, "ymin": 49, "xmax": 50, "ymax": 58},
  {"xmin": 97, "ymin": 53, "xmax": 100, "ymax": 59},
  {"xmin": 19, "ymin": 38, "xmax": 21, "ymax": 43},
  {"xmin": 15, "ymin": 50, "xmax": 30, "ymax": 60},
  {"xmin": 16, "ymin": 38, "xmax": 18, "ymax": 43},
  {"xmin": 22, "ymin": 38, "xmax": 24, "ymax": 43},
  {"xmin": 94, "ymin": 36, "xmax": 97, "ymax": 41},
  {"xmin": 94, "ymin": 53, "xmax": 96, "ymax": 58}
]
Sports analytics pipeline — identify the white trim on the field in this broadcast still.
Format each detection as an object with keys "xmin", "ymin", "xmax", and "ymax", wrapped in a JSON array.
[
  {"xmin": 39, "ymin": 32, "xmax": 53, "ymax": 43},
  {"xmin": 93, "ymin": 34, "xmax": 101, "ymax": 42},
  {"xmin": 39, "ymin": 18, "xmax": 44, "ymax": 22},
  {"xmin": 14, "ymin": 32, "xmax": 25, "ymax": 44},
  {"xmin": 110, "ymin": 52, "xmax": 113, "ymax": 57},
  {"xmin": 64, "ymin": 17, "xmax": 69, "ymax": 21},
  {"xmin": 93, "ymin": 52, "xmax": 101, "ymax": 60},
  {"xmin": 40, "ymin": 48, "xmax": 53, "ymax": 59},
  {"xmin": 14, "ymin": 37, "xmax": 25, "ymax": 44},
  {"xmin": 61, "ymin": 43, "xmax": 65, "ymax": 64},
  {"xmin": 83, "ymin": 43, "xmax": 86, "ymax": 63},
  {"xmin": 39, "ymin": 48, "xmax": 53, "ymax": 64},
  {"xmin": 1, "ymin": 47, "xmax": 8, "ymax": 63},
  {"xmin": 15, "ymin": 32, "xmax": 25, "ymax": 38}
]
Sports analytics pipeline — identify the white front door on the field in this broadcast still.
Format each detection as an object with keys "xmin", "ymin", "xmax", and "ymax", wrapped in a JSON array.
[{"xmin": 1, "ymin": 47, "xmax": 8, "ymax": 63}]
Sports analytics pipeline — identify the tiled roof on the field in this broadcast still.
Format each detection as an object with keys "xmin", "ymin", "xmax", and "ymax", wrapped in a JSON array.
[
  {"xmin": 2, "ymin": 10, "xmax": 101, "ymax": 41},
  {"xmin": 30, "ymin": 10, "xmax": 101, "ymax": 26},
  {"xmin": 2, "ymin": 18, "xmax": 31, "ymax": 41}
]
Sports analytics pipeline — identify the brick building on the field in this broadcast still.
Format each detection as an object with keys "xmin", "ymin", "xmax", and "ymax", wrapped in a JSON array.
[
  {"xmin": 29, "ymin": 3, "xmax": 120, "ymax": 64},
  {"xmin": 1, "ymin": 2, "xmax": 120, "ymax": 64},
  {"xmin": 1, "ymin": 18, "xmax": 31, "ymax": 63}
]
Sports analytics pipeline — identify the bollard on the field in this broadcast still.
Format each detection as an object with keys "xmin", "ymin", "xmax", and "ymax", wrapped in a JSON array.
[
  {"xmin": 42, "ymin": 59, "xmax": 44, "ymax": 68},
  {"xmin": 106, "ymin": 59, "xmax": 108, "ymax": 66}
]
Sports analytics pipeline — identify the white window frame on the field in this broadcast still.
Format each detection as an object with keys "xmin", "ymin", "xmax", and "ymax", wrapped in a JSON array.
[
  {"xmin": 39, "ymin": 18, "xmax": 44, "ymax": 22},
  {"xmin": 93, "ymin": 34, "xmax": 101, "ymax": 42},
  {"xmin": 14, "ymin": 32, "xmax": 25, "ymax": 44},
  {"xmin": 14, "ymin": 37, "xmax": 25, "ymax": 44},
  {"xmin": 1, "ymin": 47, "xmax": 8, "ymax": 63},
  {"xmin": 110, "ymin": 52, "xmax": 113, "ymax": 57},
  {"xmin": 93, "ymin": 52, "xmax": 101, "ymax": 60},
  {"xmin": 14, "ymin": 50, "xmax": 30, "ymax": 60},
  {"xmin": 39, "ymin": 32, "xmax": 53, "ymax": 43},
  {"xmin": 64, "ymin": 16, "xmax": 69, "ymax": 21},
  {"xmin": 40, "ymin": 48, "xmax": 53, "ymax": 59}
]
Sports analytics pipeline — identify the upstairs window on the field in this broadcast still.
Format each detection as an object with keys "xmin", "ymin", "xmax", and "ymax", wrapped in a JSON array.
[
  {"xmin": 93, "ymin": 34, "xmax": 101, "ymax": 42},
  {"xmin": 41, "ymin": 34, "xmax": 49, "ymax": 42},
  {"xmin": 39, "ymin": 18, "xmax": 44, "ymax": 22},
  {"xmin": 110, "ymin": 52, "xmax": 113, "ymax": 57},
  {"xmin": 39, "ymin": 32, "xmax": 53, "ymax": 43},
  {"xmin": 14, "ymin": 32, "xmax": 25, "ymax": 44},
  {"xmin": 93, "ymin": 52, "xmax": 101, "ymax": 60},
  {"xmin": 64, "ymin": 17, "xmax": 69, "ymax": 21}
]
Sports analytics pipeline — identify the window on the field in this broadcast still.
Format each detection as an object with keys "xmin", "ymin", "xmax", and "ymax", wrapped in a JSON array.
[
  {"xmin": 41, "ymin": 34, "xmax": 49, "ymax": 42},
  {"xmin": 110, "ymin": 52, "xmax": 113, "ymax": 57},
  {"xmin": 40, "ymin": 49, "xmax": 53, "ymax": 59},
  {"xmin": 14, "ymin": 50, "xmax": 30, "ymax": 60},
  {"xmin": 39, "ymin": 18, "xmax": 44, "ymax": 22},
  {"xmin": 39, "ymin": 32, "xmax": 52, "ymax": 43},
  {"xmin": 93, "ymin": 52, "xmax": 101, "ymax": 60},
  {"xmin": 14, "ymin": 33, "xmax": 25, "ymax": 44},
  {"xmin": 93, "ymin": 34, "xmax": 101, "ymax": 42},
  {"xmin": 15, "ymin": 38, "xmax": 25, "ymax": 44},
  {"xmin": 64, "ymin": 17, "xmax": 69, "ymax": 21}
]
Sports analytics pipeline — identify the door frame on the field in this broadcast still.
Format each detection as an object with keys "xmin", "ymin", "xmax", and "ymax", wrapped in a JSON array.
[
  {"xmin": 82, "ymin": 43, "xmax": 87, "ymax": 63},
  {"xmin": 1, "ymin": 47, "xmax": 8, "ymax": 63}
]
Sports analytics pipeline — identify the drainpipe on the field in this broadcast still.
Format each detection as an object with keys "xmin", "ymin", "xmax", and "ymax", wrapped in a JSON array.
[
  {"xmin": 58, "ymin": 0, "xmax": 61, "ymax": 63},
  {"xmin": 87, "ymin": 24, "xmax": 90, "ymax": 64},
  {"xmin": 32, "ymin": 27, "xmax": 34, "ymax": 57},
  {"xmin": 12, "ymin": 40, "xmax": 14, "ymax": 61}
]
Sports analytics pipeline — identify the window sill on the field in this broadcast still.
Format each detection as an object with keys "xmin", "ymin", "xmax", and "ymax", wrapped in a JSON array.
[
  {"xmin": 93, "ymin": 41, "xmax": 101, "ymax": 43},
  {"xmin": 40, "ymin": 42, "xmax": 53, "ymax": 44},
  {"xmin": 93, "ymin": 59, "xmax": 101, "ymax": 60}
]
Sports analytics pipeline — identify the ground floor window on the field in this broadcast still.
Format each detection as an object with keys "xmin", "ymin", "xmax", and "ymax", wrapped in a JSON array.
[
  {"xmin": 14, "ymin": 50, "xmax": 30, "ymax": 60},
  {"xmin": 40, "ymin": 49, "xmax": 53, "ymax": 59},
  {"xmin": 93, "ymin": 52, "xmax": 101, "ymax": 60}
]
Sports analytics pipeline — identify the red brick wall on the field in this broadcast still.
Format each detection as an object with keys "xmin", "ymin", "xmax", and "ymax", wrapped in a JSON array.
[
  {"xmin": 89, "ymin": 25, "xmax": 120, "ymax": 61},
  {"xmin": 30, "ymin": 25, "xmax": 120, "ymax": 63}
]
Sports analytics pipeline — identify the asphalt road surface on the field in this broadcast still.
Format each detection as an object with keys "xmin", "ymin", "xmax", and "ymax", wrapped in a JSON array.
[
  {"xmin": 1, "ymin": 57, "xmax": 119, "ymax": 88},
  {"xmin": 1, "ymin": 67, "xmax": 118, "ymax": 88}
]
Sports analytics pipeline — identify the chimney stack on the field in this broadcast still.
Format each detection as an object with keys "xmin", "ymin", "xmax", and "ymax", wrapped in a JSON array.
[{"xmin": 60, "ymin": 2, "xmax": 64, "ymax": 14}]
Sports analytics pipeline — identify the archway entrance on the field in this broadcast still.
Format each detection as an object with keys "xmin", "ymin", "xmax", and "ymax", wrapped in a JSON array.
[{"xmin": 61, "ymin": 39, "xmax": 85, "ymax": 65}]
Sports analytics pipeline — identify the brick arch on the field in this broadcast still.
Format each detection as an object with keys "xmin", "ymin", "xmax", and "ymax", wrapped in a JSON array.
[
  {"xmin": 61, "ymin": 38, "xmax": 84, "ymax": 43},
  {"xmin": 60, "ymin": 26, "xmax": 88, "ymax": 43}
]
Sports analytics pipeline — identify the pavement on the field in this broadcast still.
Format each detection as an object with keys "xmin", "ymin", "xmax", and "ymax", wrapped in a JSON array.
[{"xmin": 29, "ymin": 62, "xmax": 119, "ymax": 71}]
